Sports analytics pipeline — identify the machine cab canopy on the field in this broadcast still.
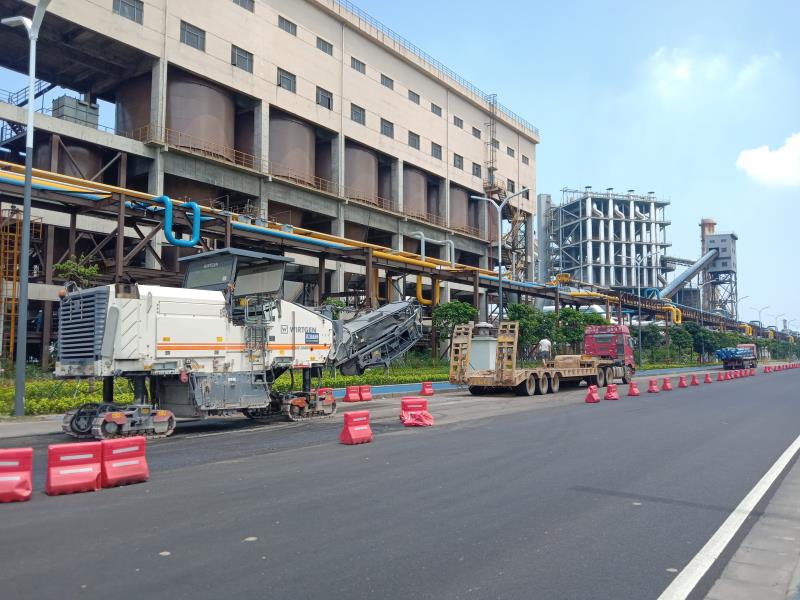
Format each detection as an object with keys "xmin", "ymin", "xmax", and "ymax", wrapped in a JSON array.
[{"xmin": 179, "ymin": 249, "xmax": 293, "ymax": 297}]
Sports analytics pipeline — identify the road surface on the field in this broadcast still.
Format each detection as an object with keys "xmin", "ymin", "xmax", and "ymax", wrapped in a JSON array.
[{"xmin": 2, "ymin": 370, "xmax": 799, "ymax": 599}]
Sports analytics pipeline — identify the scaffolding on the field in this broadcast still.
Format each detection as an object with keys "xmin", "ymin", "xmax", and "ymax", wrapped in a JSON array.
[{"xmin": 0, "ymin": 208, "xmax": 43, "ymax": 361}]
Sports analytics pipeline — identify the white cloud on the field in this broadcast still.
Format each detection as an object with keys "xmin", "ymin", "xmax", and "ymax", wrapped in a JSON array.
[
  {"xmin": 734, "ymin": 52, "xmax": 781, "ymax": 89},
  {"xmin": 736, "ymin": 132, "xmax": 800, "ymax": 186}
]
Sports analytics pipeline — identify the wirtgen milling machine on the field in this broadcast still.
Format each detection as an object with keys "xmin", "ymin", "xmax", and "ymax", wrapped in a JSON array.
[{"xmin": 55, "ymin": 249, "xmax": 421, "ymax": 439}]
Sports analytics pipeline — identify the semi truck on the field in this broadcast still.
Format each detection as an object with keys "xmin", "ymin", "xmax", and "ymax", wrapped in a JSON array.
[
  {"xmin": 450, "ymin": 322, "xmax": 636, "ymax": 395},
  {"xmin": 55, "ymin": 249, "xmax": 422, "ymax": 439}
]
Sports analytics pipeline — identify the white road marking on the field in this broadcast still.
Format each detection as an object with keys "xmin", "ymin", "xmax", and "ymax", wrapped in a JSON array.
[
  {"xmin": 658, "ymin": 430, "xmax": 800, "ymax": 599},
  {"xmin": 159, "ymin": 551, "xmax": 171, "ymax": 557},
  {"xmin": 242, "ymin": 536, "xmax": 258, "ymax": 542}
]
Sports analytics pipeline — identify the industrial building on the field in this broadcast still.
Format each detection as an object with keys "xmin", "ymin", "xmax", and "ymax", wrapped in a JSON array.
[
  {"xmin": 538, "ymin": 187, "xmax": 671, "ymax": 290},
  {"xmin": 0, "ymin": 0, "xmax": 539, "ymax": 363}
]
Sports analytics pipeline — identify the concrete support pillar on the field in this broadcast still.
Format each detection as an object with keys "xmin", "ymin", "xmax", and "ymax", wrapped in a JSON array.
[
  {"xmin": 150, "ymin": 58, "xmax": 167, "ymax": 132},
  {"xmin": 392, "ymin": 158, "xmax": 404, "ymax": 211},
  {"xmin": 258, "ymin": 177, "xmax": 269, "ymax": 222},
  {"xmin": 525, "ymin": 212, "xmax": 535, "ymax": 282},
  {"xmin": 40, "ymin": 224, "xmax": 55, "ymax": 369},
  {"xmin": 254, "ymin": 101, "xmax": 270, "ymax": 174},
  {"xmin": 443, "ymin": 178, "xmax": 451, "ymax": 228},
  {"xmin": 146, "ymin": 152, "xmax": 165, "ymax": 270},
  {"xmin": 333, "ymin": 133, "xmax": 346, "ymax": 197},
  {"xmin": 331, "ymin": 202, "xmax": 346, "ymax": 293}
]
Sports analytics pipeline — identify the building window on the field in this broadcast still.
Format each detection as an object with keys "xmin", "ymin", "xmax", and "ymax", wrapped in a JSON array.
[
  {"xmin": 278, "ymin": 16, "xmax": 297, "ymax": 35},
  {"xmin": 453, "ymin": 115, "xmax": 463, "ymax": 129},
  {"xmin": 408, "ymin": 90, "xmax": 420, "ymax": 104},
  {"xmin": 351, "ymin": 103, "xmax": 365, "ymax": 125},
  {"xmin": 454, "ymin": 154, "xmax": 464, "ymax": 170},
  {"xmin": 316, "ymin": 87, "xmax": 333, "ymax": 110},
  {"xmin": 472, "ymin": 162, "xmax": 482, "ymax": 177},
  {"xmin": 277, "ymin": 68, "xmax": 296, "ymax": 93},
  {"xmin": 408, "ymin": 131, "xmax": 420, "ymax": 150},
  {"xmin": 507, "ymin": 147, "xmax": 515, "ymax": 157},
  {"xmin": 180, "ymin": 21, "xmax": 205, "ymax": 51},
  {"xmin": 491, "ymin": 138, "xmax": 500, "ymax": 149},
  {"xmin": 507, "ymin": 179, "xmax": 515, "ymax": 193},
  {"xmin": 317, "ymin": 37, "xmax": 333, "ymax": 55},
  {"xmin": 431, "ymin": 103, "xmax": 442, "ymax": 117},
  {"xmin": 233, "ymin": 0, "xmax": 254, "ymax": 12},
  {"xmin": 472, "ymin": 126, "xmax": 481, "ymax": 139},
  {"xmin": 431, "ymin": 142, "xmax": 442, "ymax": 160},
  {"xmin": 381, "ymin": 74, "xmax": 394, "ymax": 90},
  {"xmin": 721, "ymin": 261, "xmax": 728, "ymax": 267},
  {"xmin": 522, "ymin": 155, "xmax": 529, "ymax": 165},
  {"xmin": 231, "ymin": 45, "xmax": 253, "ymax": 73},
  {"xmin": 113, "ymin": 0, "xmax": 143, "ymax": 23},
  {"xmin": 380, "ymin": 118, "xmax": 394, "ymax": 138},
  {"xmin": 351, "ymin": 57, "xmax": 366, "ymax": 74}
]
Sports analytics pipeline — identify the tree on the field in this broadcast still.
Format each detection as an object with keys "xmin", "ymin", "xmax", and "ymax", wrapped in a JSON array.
[
  {"xmin": 432, "ymin": 300, "xmax": 478, "ymax": 342},
  {"xmin": 322, "ymin": 297, "xmax": 346, "ymax": 320},
  {"xmin": 52, "ymin": 256, "xmax": 100, "ymax": 289}
]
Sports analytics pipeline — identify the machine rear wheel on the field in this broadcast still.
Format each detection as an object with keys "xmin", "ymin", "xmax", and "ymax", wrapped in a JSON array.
[
  {"xmin": 596, "ymin": 368, "xmax": 606, "ymax": 388},
  {"xmin": 468, "ymin": 386, "xmax": 486, "ymax": 396},
  {"xmin": 550, "ymin": 373, "xmax": 560, "ymax": 393},
  {"xmin": 604, "ymin": 367, "xmax": 614, "ymax": 386},
  {"xmin": 622, "ymin": 366, "xmax": 633, "ymax": 384},
  {"xmin": 514, "ymin": 376, "xmax": 535, "ymax": 396}
]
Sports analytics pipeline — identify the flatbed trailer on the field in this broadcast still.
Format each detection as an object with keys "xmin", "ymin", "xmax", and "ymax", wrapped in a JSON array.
[{"xmin": 449, "ymin": 322, "xmax": 631, "ymax": 396}]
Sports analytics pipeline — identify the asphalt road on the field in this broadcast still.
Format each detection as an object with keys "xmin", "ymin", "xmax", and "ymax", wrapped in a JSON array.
[{"xmin": 2, "ymin": 371, "xmax": 799, "ymax": 600}]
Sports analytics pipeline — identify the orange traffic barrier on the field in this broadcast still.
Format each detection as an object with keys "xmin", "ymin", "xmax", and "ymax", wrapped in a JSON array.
[
  {"xmin": 101, "ymin": 437, "xmax": 149, "ymax": 488},
  {"xmin": 718, "ymin": 372, "xmax": 725, "ymax": 381},
  {"xmin": 627, "ymin": 381, "xmax": 641, "ymax": 396},
  {"xmin": 647, "ymin": 379, "xmax": 660, "ymax": 393},
  {"xmin": 420, "ymin": 381, "xmax": 434, "ymax": 396},
  {"xmin": 339, "ymin": 411, "xmax": 373, "ymax": 445},
  {"xmin": 604, "ymin": 383, "xmax": 620, "ymax": 401},
  {"xmin": 0, "ymin": 447, "xmax": 33, "ymax": 503},
  {"xmin": 662, "ymin": 377, "xmax": 673, "ymax": 391},
  {"xmin": 359, "ymin": 385, "xmax": 373, "ymax": 401},
  {"xmin": 690, "ymin": 374, "xmax": 700, "ymax": 386},
  {"xmin": 344, "ymin": 386, "xmax": 361, "ymax": 402},
  {"xmin": 678, "ymin": 376, "xmax": 688, "ymax": 388},
  {"xmin": 399, "ymin": 397, "xmax": 434, "ymax": 426},
  {"xmin": 584, "ymin": 385, "xmax": 600, "ymax": 403},
  {"xmin": 704, "ymin": 373, "xmax": 712, "ymax": 384},
  {"xmin": 46, "ymin": 442, "xmax": 102, "ymax": 496}
]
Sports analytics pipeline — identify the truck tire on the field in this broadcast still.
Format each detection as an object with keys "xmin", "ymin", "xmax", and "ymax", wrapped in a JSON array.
[
  {"xmin": 515, "ymin": 375, "xmax": 535, "ymax": 396},
  {"xmin": 596, "ymin": 368, "xmax": 606, "ymax": 388},
  {"xmin": 550, "ymin": 373, "xmax": 560, "ymax": 393},
  {"xmin": 622, "ymin": 365, "xmax": 633, "ymax": 384},
  {"xmin": 604, "ymin": 367, "xmax": 614, "ymax": 386},
  {"xmin": 469, "ymin": 386, "xmax": 486, "ymax": 396},
  {"xmin": 541, "ymin": 374, "xmax": 552, "ymax": 394}
]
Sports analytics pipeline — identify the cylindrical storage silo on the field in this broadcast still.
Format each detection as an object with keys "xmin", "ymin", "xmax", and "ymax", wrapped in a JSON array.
[
  {"xmin": 269, "ymin": 112, "xmax": 315, "ymax": 181},
  {"xmin": 468, "ymin": 198, "xmax": 481, "ymax": 231},
  {"xmin": 402, "ymin": 166, "xmax": 427, "ymax": 216},
  {"xmin": 378, "ymin": 165, "xmax": 392, "ymax": 203},
  {"xmin": 166, "ymin": 70, "xmax": 235, "ymax": 161},
  {"xmin": 427, "ymin": 182, "xmax": 441, "ymax": 218},
  {"xmin": 449, "ymin": 185, "xmax": 469, "ymax": 230},
  {"xmin": 34, "ymin": 140, "xmax": 104, "ymax": 179},
  {"xmin": 345, "ymin": 142, "xmax": 378, "ymax": 201},
  {"xmin": 164, "ymin": 176, "xmax": 220, "ymax": 206},
  {"xmin": 115, "ymin": 73, "xmax": 151, "ymax": 135},
  {"xmin": 345, "ymin": 222, "xmax": 368, "ymax": 242},
  {"xmin": 315, "ymin": 140, "xmax": 332, "ymax": 182},
  {"xmin": 235, "ymin": 111, "xmax": 255, "ymax": 159}
]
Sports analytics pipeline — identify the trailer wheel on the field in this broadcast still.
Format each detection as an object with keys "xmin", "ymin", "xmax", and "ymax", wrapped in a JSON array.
[
  {"xmin": 622, "ymin": 366, "xmax": 633, "ymax": 384},
  {"xmin": 469, "ymin": 386, "xmax": 486, "ymax": 396},
  {"xmin": 596, "ymin": 368, "xmax": 606, "ymax": 388},
  {"xmin": 604, "ymin": 367, "xmax": 614, "ymax": 386},
  {"xmin": 515, "ymin": 375, "xmax": 535, "ymax": 396},
  {"xmin": 550, "ymin": 373, "xmax": 560, "ymax": 393}
]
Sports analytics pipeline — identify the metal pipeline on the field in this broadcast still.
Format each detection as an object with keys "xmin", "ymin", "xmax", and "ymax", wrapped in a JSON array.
[
  {"xmin": 153, "ymin": 195, "xmax": 201, "ymax": 248},
  {"xmin": 416, "ymin": 275, "xmax": 441, "ymax": 306}
]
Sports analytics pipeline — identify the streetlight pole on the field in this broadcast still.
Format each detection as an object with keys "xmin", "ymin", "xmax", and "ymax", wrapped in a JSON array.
[
  {"xmin": 471, "ymin": 187, "xmax": 529, "ymax": 323},
  {"xmin": 619, "ymin": 253, "xmax": 652, "ymax": 368},
  {"xmin": 750, "ymin": 305, "xmax": 770, "ymax": 329},
  {"xmin": 3, "ymin": 0, "xmax": 51, "ymax": 417},
  {"xmin": 735, "ymin": 295, "xmax": 749, "ymax": 321},
  {"xmin": 771, "ymin": 313, "xmax": 786, "ymax": 331}
]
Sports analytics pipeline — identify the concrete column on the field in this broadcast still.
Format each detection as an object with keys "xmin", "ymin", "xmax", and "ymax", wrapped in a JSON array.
[
  {"xmin": 146, "ymin": 152, "xmax": 165, "ymax": 270},
  {"xmin": 258, "ymin": 177, "xmax": 269, "ymax": 222},
  {"xmin": 150, "ymin": 58, "xmax": 167, "ymax": 132},
  {"xmin": 598, "ymin": 211, "xmax": 606, "ymax": 287},
  {"xmin": 392, "ymin": 158, "xmax": 404, "ymax": 211},
  {"xmin": 331, "ymin": 201, "xmax": 346, "ymax": 293},
  {"xmin": 333, "ymin": 133, "xmax": 346, "ymax": 197},
  {"xmin": 443, "ymin": 178, "xmax": 451, "ymax": 228},
  {"xmin": 254, "ymin": 101, "xmax": 269, "ymax": 173},
  {"xmin": 525, "ymin": 212, "xmax": 535, "ymax": 282}
]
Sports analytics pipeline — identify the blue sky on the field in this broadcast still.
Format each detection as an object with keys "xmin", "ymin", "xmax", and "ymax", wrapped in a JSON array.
[
  {"xmin": 1, "ymin": 1, "xmax": 797, "ymax": 326},
  {"xmin": 356, "ymin": 0, "xmax": 799, "ymax": 326}
]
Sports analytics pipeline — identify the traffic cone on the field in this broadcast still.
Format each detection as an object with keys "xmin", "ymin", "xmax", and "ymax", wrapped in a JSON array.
[
  {"xmin": 726, "ymin": 371, "xmax": 733, "ymax": 380},
  {"xmin": 718, "ymin": 372, "xmax": 725, "ymax": 381},
  {"xmin": 647, "ymin": 379, "xmax": 659, "ymax": 393},
  {"xmin": 704, "ymin": 373, "xmax": 712, "ymax": 384},
  {"xmin": 662, "ymin": 377, "xmax": 673, "ymax": 391},
  {"xmin": 678, "ymin": 375, "xmax": 688, "ymax": 388},
  {"xmin": 604, "ymin": 383, "xmax": 620, "ymax": 401},
  {"xmin": 627, "ymin": 381, "xmax": 641, "ymax": 396},
  {"xmin": 690, "ymin": 374, "xmax": 700, "ymax": 386},
  {"xmin": 584, "ymin": 385, "xmax": 600, "ymax": 404},
  {"xmin": 750, "ymin": 368, "xmax": 756, "ymax": 376}
]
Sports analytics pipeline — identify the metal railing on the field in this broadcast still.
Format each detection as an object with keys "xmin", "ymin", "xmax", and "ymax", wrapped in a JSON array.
[{"xmin": 328, "ymin": 0, "xmax": 540, "ymax": 138}]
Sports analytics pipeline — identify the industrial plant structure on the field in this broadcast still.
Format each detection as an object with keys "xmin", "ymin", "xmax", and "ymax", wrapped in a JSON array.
[{"xmin": 0, "ymin": 0, "xmax": 539, "ymax": 364}]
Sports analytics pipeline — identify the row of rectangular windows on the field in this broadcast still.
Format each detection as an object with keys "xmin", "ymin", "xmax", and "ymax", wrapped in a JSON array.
[{"xmin": 115, "ymin": 2, "xmax": 532, "ymax": 169}]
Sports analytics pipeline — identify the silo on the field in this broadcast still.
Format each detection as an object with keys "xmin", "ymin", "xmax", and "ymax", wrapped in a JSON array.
[
  {"xmin": 269, "ymin": 112, "xmax": 316, "ymax": 181},
  {"xmin": 345, "ymin": 222, "xmax": 368, "ymax": 242},
  {"xmin": 402, "ymin": 166, "xmax": 426, "ymax": 215},
  {"xmin": 345, "ymin": 142, "xmax": 378, "ymax": 200},
  {"xmin": 449, "ymin": 185, "xmax": 469, "ymax": 230},
  {"xmin": 164, "ymin": 176, "xmax": 219, "ymax": 206},
  {"xmin": 427, "ymin": 181, "xmax": 441, "ymax": 218},
  {"xmin": 115, "ymin": 73, "xmax": 151, "ymax": 134},
  {"xmin": 378, "ymin": 165, "xmax": 392, "ymax": 202},
  {"xmin": 315, "ymin": 140, "xmax": 332, "ymax": 182},
  {"xmin": 234, "ymin": 111, "xmax": 255, "ymax": 158},
  {"xmin": 166, "ymin": 70, "xmax": 235, "ymax": 161},
  {"xmin": 468, "ymin": 198, "xmax": 481, "ymax": 231},
  {"xmin": 34, "ymin": 140, "xmax": 103, "ymax": 179}
]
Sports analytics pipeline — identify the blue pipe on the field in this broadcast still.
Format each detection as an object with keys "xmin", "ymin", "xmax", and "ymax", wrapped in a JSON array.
[
  {"xmin": 152, "ymin": 195, "xmax": 201, "ymax": 248},
  {"xmin": 232, "ymin": 221, "xmax": 349, "ymax": 249}
]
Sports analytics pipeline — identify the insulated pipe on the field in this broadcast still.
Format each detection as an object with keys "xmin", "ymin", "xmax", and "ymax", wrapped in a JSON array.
[
  {"xmin": 415, "ymin": 275, "xmax": 440, "ymax": 306},
  {"xmin": 153, "ymin": 195, "xmax": 201, "ymax": 248},
  {"xmin": 409, "ymin": 232, "xmax": 426, "ymax": 261}
]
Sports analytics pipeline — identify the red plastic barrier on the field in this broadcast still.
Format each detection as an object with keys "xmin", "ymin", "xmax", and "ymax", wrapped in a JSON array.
[
  {"xmin": 46, "ymin": 442, "xmax": 102, "ymax": 496},
  {"xmin": 339, "ymin": 411, "xmax": 373, "ymax": 445},
  {"xmin": 627, "ymin": 381, "xmax": 641, "ymax": 396},
  {"xmin": 0, "ymin": 447, "xmax": 33, "ymax": 503},
  {"xmin": 678, "ymin": 376, "xmax": 688, "ymax": 388},
  {"xmin": 317, "ymin": 387, "xmax": 334, "ymax": 403},
  {"xmin": 690, "ymin": 374, "xmax": 700, "ymax": 386},
  {"xmin": 662, "ymin": 377, "xmax": 673, "ymax": 391},
  {"xmin": 718, "ymin": 372, "xmax": 725, "ymax": 381},
  {"xmin": 604, "ymin": 383, "xmax": 620, "ymax": 401},
  {"xmin": 101, "ymin": 437, "xmax": 149, "ymax": 488},
  {"xmin": 647, "ymin": 379, "xmax": 659, "ymax": 394},
  {"xmin": 584, "ymin": 385, "xmax": 600, "ymax": 403},
  {"xmin": 344, "ymin": 386, "xmax": 361, "ymax": 403},
  {"xmin": 725, "ymin": 371, "xmax": 733, "ymax": 380},
  {"xmin": 420, "ymin": 381, "xmax": 434, "ymax": 396},
  {"xmin": 704, "ymin": 373, "xmax": 713, "ymax": 384},
  {"xmin": 359, "ymin": 385, "xmax": 373, "ymax": 402},
  {"xmin": 399, "ymin": 397, "xmax": 434, "ymax": 426},
  {"xmin": 764, "ymin": 366, "xmax": 772, "ymax": 374}
]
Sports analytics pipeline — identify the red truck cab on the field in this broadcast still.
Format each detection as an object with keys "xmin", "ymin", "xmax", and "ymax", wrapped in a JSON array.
[{"xmin": 583, "ymin": 325, "xmax": 637, "ymax": 369}]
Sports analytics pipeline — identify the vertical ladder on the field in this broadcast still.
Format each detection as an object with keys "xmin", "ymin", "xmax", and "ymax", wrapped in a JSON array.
[
  {"xmin": 448, "ymin": 323, "xmax": 474, "ymax": 384},
  {"xmin": 0, "ymin": 209, "xmax": 21, "ymax": 360},
  {"xmin": 494, "ymin": 322, "xmax": 519, "ymax": 384}
]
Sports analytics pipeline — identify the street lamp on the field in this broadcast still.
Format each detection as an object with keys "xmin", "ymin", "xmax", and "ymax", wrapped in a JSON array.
[
  {"xmin": 3, "ymin": 0, "xmax": 52, "ymax": 417},
  {"xmin": 750, "ymin": 305, "xmax": 770, "ymax": 328},
  {"xmin": 619, "ymin": 252, "xmax": 654, "ymax": 368},
  {"xmin": 735, "ymin": 295, "xmax": 749, "ymax": 321},
  {"xmin": 770, "ymin": 312, "xmax": 786, "ymax": 330},
  {"xmin": 470, "ymin": 186, "xmax": 530, "ymax": 323}
]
